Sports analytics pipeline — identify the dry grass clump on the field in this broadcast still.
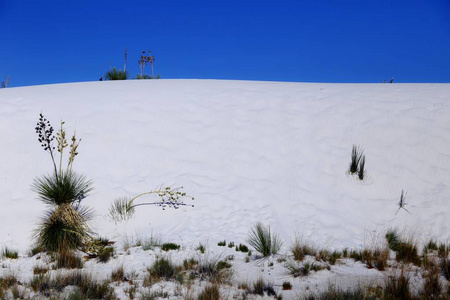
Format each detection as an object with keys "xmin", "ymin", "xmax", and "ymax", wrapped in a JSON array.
[
  {"xmin": 197, "ymin": 284, "xmax": 221, "ymax": 300},
  {"xmin": 110, "ymin": 265, "xmax": 127, "ymax": 282},
  {"xmin": 195, "ymin": 256, "xmax": 233, "ymax": 284},
  {"xmin": 147, "ymin": 256, "xmax": 181, "ymax": 282},
  {"xmin": 385, "ymin": 229, "xmax": 420, "ymax": 266},
  {"xmin": 55, "ymin": 250, "xmax": 84, "ymax": 269},
  {"xmin": 291, "ymin": 238, "xmax": 315, "ymax": 261},
  {"xmin": 286, "ymin": 259, "xmax": 325, "ymax": 277},
  {"xmin": 2, "ymin": 247, "xmax": 18, "ymax": 259},
  {"xmin": 383, "ymin": 269, "xmax": 412, "ymax": 300}
]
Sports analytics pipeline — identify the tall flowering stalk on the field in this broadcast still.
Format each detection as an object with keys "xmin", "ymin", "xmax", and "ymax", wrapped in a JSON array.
[{"xmin": 33, "ymin": 113, "xmax": 93, "ymax": 253}]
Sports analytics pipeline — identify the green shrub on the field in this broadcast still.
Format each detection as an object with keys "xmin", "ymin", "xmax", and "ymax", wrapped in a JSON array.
[
  {"xmin": 161, "ymin": 242, "xmax": 180, "ymax": 251},
  {"xmin": 282, "ymin": 281, "xmax": 292, "ymax": 290},
  {"xmin": 217, "ymin": 240, "xmax": 226, "ymax": 247},
  {"xmin": 236, "ymin": 244, "xmax": 249, "ymax": 252},
  {"xmin": 247, "ymin": 222, "xmax": 283, "ymax": 257},
  {"xmin": 104, "ymin": 67, "xmax": 129, "ymax": 80}
]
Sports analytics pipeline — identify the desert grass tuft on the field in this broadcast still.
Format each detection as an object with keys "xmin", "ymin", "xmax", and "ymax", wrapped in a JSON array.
[
  {"xmin": 55, "ymin": 251, "xmax": 84, "ymax": 269},
  {"xmin": 161, "ymin": 242, "xmax": 180, "ymax": 251},
  {"xmin": 148, "ymin": 256, "xmax": 178, "ymax": 280},
  {"xmin": 385, "ymin": 229, "xmax": 420, "ymax": 265},
  {"xmin": 421, "ymin": 263, "xmax": 443, "ymax": 299},
  {"xmin": 383, "ymin": 270, "xmax": 412, "ymax": 300},
  {"xmin": 110, "ymin": 265, "xmax": 127, "ymax": 282},
  {"xmin": 250, "ymin": 278, "xmax": 277, "ymax": 297},
  {"xmin": 291, "ymin": 238, "xmax": 315, "ymax": 261},
  {"xmin": 97, "ymin": 246, "xmax": 114, "ymax": 263},
  {"xmin": 2, "ymin": 247, "xmax": 18, "ymax": 259},
  {"xmin": 247, "ymin": 222, "xmax": 283, "ymax": 257},
  {"xmin": 282, "ymin": 281, "xmax": 292, "ymax": 290},
  {"xmin": 197, "ymin": 284, "xmax": 220, "ymax": 300}
]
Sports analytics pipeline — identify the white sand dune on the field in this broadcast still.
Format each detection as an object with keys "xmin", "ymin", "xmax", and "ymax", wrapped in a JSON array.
[
  {"xmin": 1, "ymin": 79, "xmax": 450, "ymax": 298},
  {"xmin": 1, "ymin": 80, "xmax": 449, "ymax": 253}
]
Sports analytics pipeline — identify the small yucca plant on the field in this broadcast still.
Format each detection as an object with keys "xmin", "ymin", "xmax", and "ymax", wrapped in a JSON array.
[
  {"xmin": 247, "ymin": 222, "xmax": 283, "ymax": 257},
  {"xmin": 33, "ymin": 114, "xmax": 93, "ymax": 253},
  {"xmin": 104, "ymin": 67, "xmax": 129, "ymax": 80},
  {"xmin": 349, "ymin": 145, "xmax": 363, "ymax": 174}
]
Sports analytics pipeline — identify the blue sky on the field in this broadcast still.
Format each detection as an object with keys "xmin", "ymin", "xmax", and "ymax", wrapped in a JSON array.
[{"xmin": 1, "ymin": 0, "xmax": 450, "ymax": 87}]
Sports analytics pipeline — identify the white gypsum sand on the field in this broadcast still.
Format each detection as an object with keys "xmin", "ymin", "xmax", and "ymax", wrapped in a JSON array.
[{"xmin": 0, "ymin": 79, "xmax": 449, "ymax": 298}]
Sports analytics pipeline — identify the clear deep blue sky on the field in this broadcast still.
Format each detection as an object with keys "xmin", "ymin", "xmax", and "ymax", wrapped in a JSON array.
[{"xmin": 1, "ymin": 0, "xmax": 450, "ymax": 87}]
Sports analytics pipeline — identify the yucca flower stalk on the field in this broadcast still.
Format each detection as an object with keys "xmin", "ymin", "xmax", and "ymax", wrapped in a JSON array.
[
  {"xmin": 108, "ymin": 185, "xmax": 194, "ymax": 223},
  {"xmin": 33, "ymin": 113, "xmax": 93, "ymax": 253}
]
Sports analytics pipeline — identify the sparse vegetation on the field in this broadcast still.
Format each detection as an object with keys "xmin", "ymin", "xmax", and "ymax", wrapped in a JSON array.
[
  {"xmin": 196, "ymin": 243, "xmax": 206, "ymax": 254},
  {"xmin": 217, "ymin": 240, "xmax": 226, "ymax": 247},
  {"xmin": 236, "ymin": 243, "xmax": 249, "ymax": 252},
  {"xmin": 291, "ymin": 238, "xmax": 315, "ymax": 261},
  {"xmin": 2, "ymin": 247, "xmax": 18, "ymax": 259},
  {"xmin": 148, "ymin": 256, "xmax": 178, "ymax": 280},
  {"xmin": 97, "ymin": 246, "xmax": 114, "ymax": 263},
  {"xmin": 250, "ymin": 278, "xmax": 277, "ymax": 297},
  {"xmin": 383, "ymin": 270, "xmax": 412, "ymax": 300},
  {"xmin": 110, "ymin": 266, "xmax": 126, "ymax": 282},
  {"xmin": 55, "ymin": 251, "xmax": 84, "ymax": 269},
  {"xmin": 385, "ymin": 229, "xmax": 420, "ymax": 265},
  {"xmin": 103, "ymin": 67, "xmax": 129, "ymax": 80},
  {"xmin": 197, "ymin": 284, "xmax": 220, "ymax": 300},
  {"xmin": 161, "ymin": 242, "xmax": 180, "ymax": 251},
  {"xmin": 282, "ymin": 281, "xmax": 292, "ymax": 290},
  {"xmin": 247, "ymin": 222, "xmax": 283, "ymax": 257}
]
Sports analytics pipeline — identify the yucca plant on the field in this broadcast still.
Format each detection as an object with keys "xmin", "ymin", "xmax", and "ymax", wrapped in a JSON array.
[
  {"xmin": 104, "ymin": 67, "xmax": 128, "ymax": 80},
  {"xmin": 33, "ymin": 113, "xmax": 93, "ymax": 253},
  {"xmin": 358, "ymin": 155, "xmax": 366, "ymax": 180},
  {"xmin": 247, "ymin": 222, "xmax": 283, "ymax": 257},
  {"xmin": 349, "ymin": 145, "xmax": 363, "ymax": 174}
]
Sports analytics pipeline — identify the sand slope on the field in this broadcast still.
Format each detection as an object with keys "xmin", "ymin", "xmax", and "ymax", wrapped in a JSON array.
[{"xmin": 0, "ymin": 80, "xmax": 449, "ymax": 252}]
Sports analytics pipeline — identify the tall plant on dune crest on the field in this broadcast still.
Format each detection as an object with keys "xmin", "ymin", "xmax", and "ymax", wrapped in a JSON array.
[{"xmin": 33, "ymin": 113, "xmax": 93, "ymax": 253}]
